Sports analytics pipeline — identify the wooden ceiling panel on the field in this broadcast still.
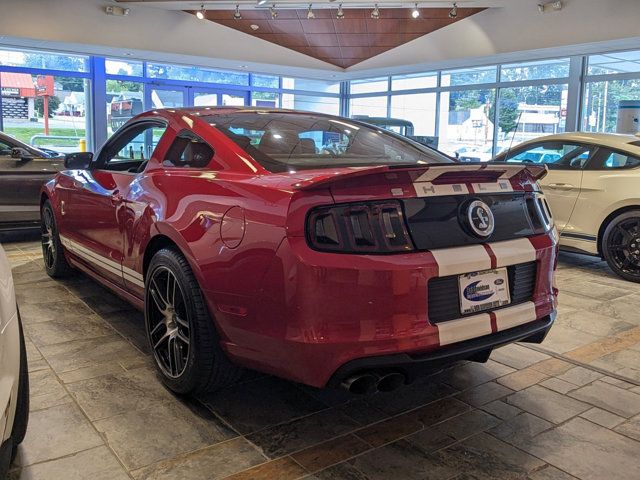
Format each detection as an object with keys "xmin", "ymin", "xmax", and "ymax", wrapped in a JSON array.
[{"xmin": 191, "ymin": 7, "xmax": 485, "ymax": 68}]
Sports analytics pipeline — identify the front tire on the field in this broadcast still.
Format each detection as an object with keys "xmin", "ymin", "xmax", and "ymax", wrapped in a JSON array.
[
  {"xmin": 144, "ymin": 248, "xmax": 243, "ymax": 395},
  {"xmin": 602, "ymin": 210, "xmax": 640, "ymax": 283},
  {"xmin": 41, "ymin": 200, "xmax": 73, "ymax": 278}
]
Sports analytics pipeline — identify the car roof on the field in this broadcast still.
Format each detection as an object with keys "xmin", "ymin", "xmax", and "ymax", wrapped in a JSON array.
[{"xmin": 508, "ymin": 132, "xmax": 640, "ymax": 152}]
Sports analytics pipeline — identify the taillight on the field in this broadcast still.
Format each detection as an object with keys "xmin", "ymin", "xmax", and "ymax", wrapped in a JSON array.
[
  {"xmin": 526, "ymin": 193, "xmax": 554, "ymax": 233},
  {"xmin": 306, "ymin": 201, "xmax": 415, "ymax": 253}
]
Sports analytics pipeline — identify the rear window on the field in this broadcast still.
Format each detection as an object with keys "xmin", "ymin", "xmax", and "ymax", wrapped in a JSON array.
[{"xmin": 204, "ymin": 111, "xmax": 452, "ymax": 172}]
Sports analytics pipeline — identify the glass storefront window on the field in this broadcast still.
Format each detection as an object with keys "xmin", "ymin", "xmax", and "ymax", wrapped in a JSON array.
[
  {"xmin": 500, "ymin": 58, "xmax": 570, "ymax": 82},
  {"xmin": 496, "ymin": 84, "xmax": 568, "ymax": 153},
  {"xmin": 588, "ymin": 51, "xmax": 640, "ymax": 75},
  {"xmin": 106, "ymin": 58, "xmax": 144, "ymax": 77},
  {"xmin": 281, "ymin": 77, "xmax": 340, "ymax": 94},
  {"xmin": 150, "ymin": 88, "xmax": 184, "ymax": 109},
  {"xmin": 252, "ymin": 92, "xmax": 279, "ymax": 108},
  {"xmin": 441, "ymin": 66, "xmax": 496, "ymax": 87},
  {"xmin": 438, "ymin": 89, "xmax": 495, "ymax": 158},
  {"xmin": 390, "ymin": 93, "xmax": 437, "ymax": 136},
  {"xmin": 281, "ymin": 94, "xmax": 339, "ymax": 115},
  {"xmin": 391, "ymin": 72, "xmax": 438, "ymax": 91},
  {"xmin": 349, "ymin": 96, "xmax": 388, "ymax": 117},
  {"xmin": 251, "ymin": 75, "xmax": 279, "ymax": 89},
  {"xmin": 106, "ymin": 80, "xmax": 144, "ymax": 137},
  {"xmin": 147, "ymin": 63, "xmax": 249, "ymax": 86},
  {"xmin": 0, "ymin": 48, "xmax": 89, "ymax": 72},
  {"xmin": 582, "ymin": 79, "xmax": 640, "ymax": 133},
  {"xmin": 350, "ymin": 77, "xmax": 389, "ymax": 95},
  {"xmin": 1, "ymin": 73, "xmax": 91, "ymax": 152}
]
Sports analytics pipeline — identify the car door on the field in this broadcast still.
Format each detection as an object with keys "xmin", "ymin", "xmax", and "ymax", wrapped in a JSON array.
[
  {"xmin": 58, "ymin": 120, "xmax": 168, "ymax": 288},
  {"xmin": 500, "ymin": 141, "xmax": 595, "ymax": 233},
  {"xmin": 0, "ymin": 137, "xmax": 63, "ymax": 227},
  {"xmin": 567, "ymin": 148, "xmax": 640, "ymax": 252}
]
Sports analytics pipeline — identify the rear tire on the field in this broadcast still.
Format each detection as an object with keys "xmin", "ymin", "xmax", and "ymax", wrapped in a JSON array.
[
  {"xmin": 41, "ymin": 200, "xmax": 73, "ymax": 278},
  {"xmin": 144, "ymin": 248, "xmax": 243, "ymax": 395},
  {"xmin": 602, "ymin": 210, "xmax": 640, "ymax": 283},
  {"xmin": 10, "ymin": 310, "xmax": 29, "ymax": 463}
]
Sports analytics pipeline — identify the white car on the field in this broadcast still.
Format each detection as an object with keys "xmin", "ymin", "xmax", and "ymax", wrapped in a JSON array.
[
  {"xmin": 0, "ymin": 245, "xmax": 29, "ymax": 476},
  {"xmin": 493, "ymin": 132, "xmax": 640, "ymax": 282}
]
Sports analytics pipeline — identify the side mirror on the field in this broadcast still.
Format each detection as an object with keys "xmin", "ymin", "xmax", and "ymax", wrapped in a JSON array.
[
  {"xmin": 64, "ymin": 152, "xmax": 93, "ymax": 169},
  {"xmin": 11, "ymin": 147, "xmax": 35, "ymax": 161}
]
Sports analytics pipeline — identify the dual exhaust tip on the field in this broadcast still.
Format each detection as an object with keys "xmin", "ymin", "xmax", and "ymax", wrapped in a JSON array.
[{"xmin": 341, "ymin": 371, "xmax": 406, "ymax": 395}]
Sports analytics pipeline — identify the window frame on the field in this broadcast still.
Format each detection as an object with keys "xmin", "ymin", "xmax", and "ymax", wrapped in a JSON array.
[
  {"xmin": 162, "ymin": 129, "xmax": 216, "ymax": 170},
  {"xmin": 584, "ymin": 146, "xmax": 640, "ymax": 171}
]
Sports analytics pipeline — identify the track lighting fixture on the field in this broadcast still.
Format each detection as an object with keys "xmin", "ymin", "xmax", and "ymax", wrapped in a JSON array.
[
  {"xmin": 233, "ymin": 4, "xmax": 242, "ymax": 20},
  {"xmin": 270, "ymin": 4, "xmax": 278, "ymax": 19},
  {"xmin": 411, "ymin": 3, "xmax": 420, "ymax": 18},
  {"xmin": 196, "ymin": 4, "xmax": 206, "ymax": 20},
  {"xmin": 336, "ymin": 3, "xmax": 344, "ymax": 19},
  {"xmin": 307, "ymin": 4, "xmax": 315, "ymax": 19},
  {"xmin": 448, "ymin": 2, "xmax": 458, "ymax": 18},
  {"xmin": 371, "ymin": 4, "xmax": 380, "ymax": 19}
]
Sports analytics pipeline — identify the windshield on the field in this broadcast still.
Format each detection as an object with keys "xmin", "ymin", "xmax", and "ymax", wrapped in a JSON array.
[{"xmin": 204, "ymin": 111, "xmax": 453, "ymax": 172}]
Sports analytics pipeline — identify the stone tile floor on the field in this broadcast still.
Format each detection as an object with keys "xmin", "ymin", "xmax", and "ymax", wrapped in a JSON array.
[{"xmin": 2, "ymin": 238, "xmax": 640, "ymax": 480}]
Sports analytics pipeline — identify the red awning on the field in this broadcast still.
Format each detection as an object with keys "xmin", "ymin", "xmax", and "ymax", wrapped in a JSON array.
[{"xmin": 0, "ymin": 72, "xmax": 36, "ymax": 97}]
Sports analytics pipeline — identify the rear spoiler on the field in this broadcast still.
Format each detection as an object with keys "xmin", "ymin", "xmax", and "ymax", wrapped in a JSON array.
[{"xmin": 293, "ymin": 163, "xmax": 548, "ymax": 191}]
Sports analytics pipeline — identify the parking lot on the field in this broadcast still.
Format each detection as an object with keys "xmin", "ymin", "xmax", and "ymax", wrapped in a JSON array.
[{"xmin": 4, "ymin": 239, "xmax": 640, "ymax": 480}]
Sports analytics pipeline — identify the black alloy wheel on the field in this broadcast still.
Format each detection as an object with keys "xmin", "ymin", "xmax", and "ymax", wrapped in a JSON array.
[
  {"xmin": 144, "ymin": 248, "xmax": 244, "ymax": 394},
  {"xmin": 603, "ymin": 211, "xmax": 640, "ymax": 283},
  {"xmin": 146, "ymin": 266, "xmax": 191, "ymax": 379},
  {"xmin": 40, "ymin": 200, "xmax": 73, "ymax": 278}
]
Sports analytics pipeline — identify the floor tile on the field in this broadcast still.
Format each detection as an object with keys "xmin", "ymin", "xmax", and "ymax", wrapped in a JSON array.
[
  {"xmin": 352, "ymin": 440, "xmax": 455, "ymax": 480},
  {"xmin": 579, "ymin": 407, "xmax": 626, "ymax": 429},
  {"xmin": 18, "ymin": 300, "xmax": 95, "ymax": 325},
  {"xmin": 247, "ymin": 408, "xmax": 359, "ymax": 459},
  {"xmin": 66, "ymin": 367, "xmax": 177, "ymax": 421},
  {"xmin": 291, "ymin": 434, "xmax": 370, "ymax": 473},
  {"xmin": 436, "ymin": 432, "xmax": 545, "ymax": 479},
  {"xmin": 365, "ymin": 378, "xmax": 457, "ymax": 416},
  {"xmin": 200, "ymin": 376, "xmax": 327, "ymax": 435},
  {"xmin": 556, "ymin": 366, "xmax": 603, "ymax": 386},
  {"xmin": 131, "ymin": 437, "xmax": 266, "ymax": 480},
  {"xmin": 16, "ymin": 403, "xmax": 104, "ymax": 467},
  {"xmin": 489, "ymin": 412, "xmax": 553, "ymax": 444},
  {"xmin": 529, "ymin": 358, "xmax": 573, "ymax": 376},
  {"xmin": 490, "ymin": 344, "xmax": 550, "ymax": 370},
  {"xmin": 10, "ymin": 446, "xmax": 129, "ymax": 480},
  {"xmin": 539, "ymin": 377, "xmax": 577, "ymax": 394},
  {"xmin": 506, "ymin": 385, "xmax": 590, "ymax": 424},
  {"xmin": 436, "ymin": 360, "xmax": 515, "ymax": 391},
  {"xmin": 515, "ymin": 417, "xmax": 640, "ymax": 480},
  {"xmin": 568, "ymin": 380, "xmax": 640, "ymax": 417},
  {"xmin": 222, "ymin": 457, "xmax": 307, "ymax": 480},
  {"xmin": 307, "ymin": 462, "xmax": 369, "ymax": 480},
  {"xmin": 479, "ymin": 400, "xmax": 522, "ymax": 420},
  {"xmin": 497, "ymin": 367, "xmax": 548, "ymax": 391},
  {"xmin": 93, "ymin": 400, "xmax": 236, "ymax": 470},
  {"xmin": 25, "ymin": 314, "xmax": 114, "ymax": 347},
  {"xmin": 614, "ymin": 414, "xmax": 640, "ymax": 441},
  {"xmin": 456, "ymin": 381, "xmax": 513, "ymax": 407}
]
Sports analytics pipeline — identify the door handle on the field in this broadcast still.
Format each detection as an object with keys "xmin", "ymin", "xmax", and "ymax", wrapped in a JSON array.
[{"xmin": 547, "ymin": 183, "xmax": 575, "ymax": 190}]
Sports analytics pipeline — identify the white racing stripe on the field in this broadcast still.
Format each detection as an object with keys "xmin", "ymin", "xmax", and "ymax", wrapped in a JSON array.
[
  {"xmin": 414, "ymin": 165, "xmax": 482, "ymax": 183},
  {"xmin": 413, "ymin": 182, "xmax": 469, "ymax": 197},
  {"xmin": 430, "ymin": 244, "xmax": 492, "ymax": 277},
  {"xmin": 489, "ymin": 238, "xmax": 537, "ymax": 267},
  {"xmin": 60, "ymin": 235, "xmax": 144, "ymax": 288},
  {"xmin": 437, "ymin": 313, "xmax": 492, "ymax": 346},
  {"xmin": 494, "ymin": 301, "xmax": 537, "ymax": 332},
  {"xmin": 471, "ymin": 179, "xmax": 514, "ymax": 193}
]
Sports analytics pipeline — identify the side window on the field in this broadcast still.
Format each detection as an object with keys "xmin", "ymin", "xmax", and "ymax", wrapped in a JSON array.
[
  {"xmin": 506, "ymin": 142, "xmax": 591, "ymax": 169},
  {"xmin": 0, "ymin": 139, "xmax": 13, "ymax": 156},
  {"xmin": 163, "ymin": 131, "xmax": 214, "ymax": 168},
  {"xmin": 600, "ymin": 150, "xmax": 640, "ymax": 169},
  {"xmin": 99, "ymin": 122, "xmax": 167, "ymax": 172}
]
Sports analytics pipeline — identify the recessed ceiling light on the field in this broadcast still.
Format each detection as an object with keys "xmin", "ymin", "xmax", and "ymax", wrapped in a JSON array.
[{"xmin": 250, "ymin": 24, "xmax": 260, "ymax": 30}]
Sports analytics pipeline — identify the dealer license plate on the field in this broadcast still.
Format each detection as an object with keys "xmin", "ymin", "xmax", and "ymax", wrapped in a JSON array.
[{"xmin": 458, "ymin": 268, "xmax": 511, "ymax": 315}]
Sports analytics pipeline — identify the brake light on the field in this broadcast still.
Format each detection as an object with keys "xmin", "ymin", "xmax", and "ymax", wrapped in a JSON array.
[{"xmin": 306, "ymin": 201, "xmax": 415, "ymax": 253}]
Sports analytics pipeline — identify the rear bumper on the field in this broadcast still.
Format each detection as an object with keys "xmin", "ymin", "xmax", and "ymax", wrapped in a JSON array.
[{"xmin": 327, "ymin": 312, "xmax": 555, "ymax": 388}]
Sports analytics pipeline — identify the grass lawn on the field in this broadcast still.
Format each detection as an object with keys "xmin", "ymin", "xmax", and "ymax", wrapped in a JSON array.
[{"xmin": 4, "ymin": 127, "xmax": 86, "ymax": 147}]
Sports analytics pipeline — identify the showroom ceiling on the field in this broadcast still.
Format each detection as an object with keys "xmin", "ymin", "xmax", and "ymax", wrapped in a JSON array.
[{"xmin": 116, "ymin": 1, "xmax": 487, "ymax": 68}]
